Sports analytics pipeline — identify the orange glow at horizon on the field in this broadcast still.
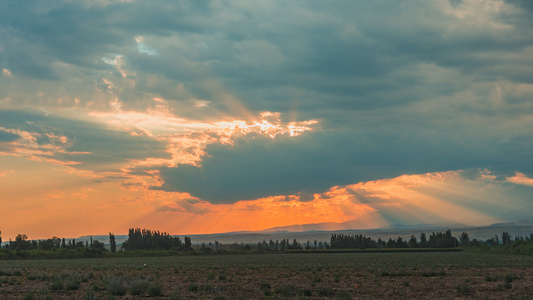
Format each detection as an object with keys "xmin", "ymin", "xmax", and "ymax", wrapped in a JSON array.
[{"xmin": 0, "ymin": 153, "xmax": 510, "ymax": 241}]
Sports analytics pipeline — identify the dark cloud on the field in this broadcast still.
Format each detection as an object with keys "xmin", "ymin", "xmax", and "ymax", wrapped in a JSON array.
[
  {"xmin": 2, "ymin": 1, "xmax": 533, "ymax": 206},
  {"xmin": 0, "ymin": 130, "xmax": 20, "ymax": 142},
  {"xmin": 0, "ymin": 109, "xmax": 168, "ymax": 172},
  {"xmin": 156, "ymin": 114, "xmax": 533, "ymax": 204},
  {"xmin": 505, "ymin": 0, "xmax": 533, "ymax": 12}
]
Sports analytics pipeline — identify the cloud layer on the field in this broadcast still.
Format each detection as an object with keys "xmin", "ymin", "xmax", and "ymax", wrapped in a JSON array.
[{"xmin": 1, "ymin": 0, "xmax": 533, "ymax": 238}]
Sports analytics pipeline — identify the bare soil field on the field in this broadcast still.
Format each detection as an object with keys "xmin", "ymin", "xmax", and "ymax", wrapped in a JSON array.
[{"xmin": 1, "ymin": 252, "xmax": 532, "ymax": 299}]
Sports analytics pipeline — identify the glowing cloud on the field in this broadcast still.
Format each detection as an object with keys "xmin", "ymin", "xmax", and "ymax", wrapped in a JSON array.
[
  {"xmin": 507, "ymin": 172, "xmax": 533, "ymax": 186},
  {"xmin": 0, "ymin": 126, "xmax": 88, "ymax": 166},
  {"xmin": 88, "ymin": 98, "xmax": 318, "ymax": 169}
]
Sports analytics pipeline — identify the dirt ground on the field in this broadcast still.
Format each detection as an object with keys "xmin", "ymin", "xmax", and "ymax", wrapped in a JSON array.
[
  {"xmin": 1, "ymin": 266, "xmax": 533, "ymax": 299},
  {"xmin": 2, "ymin": 252, "xmax": 533, "ymax": 299}
]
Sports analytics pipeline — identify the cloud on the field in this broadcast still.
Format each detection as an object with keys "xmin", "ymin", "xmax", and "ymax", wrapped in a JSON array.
[
  {"xmin": 156, "ymin": 198, "xmax": 212, "ymax": 215},
  {"xmin": 0, "ymin": 107, "xmax": 173, "ymax": 204},
  {"xmin": 0, "ymin": 169, "xmax": 14, "ymax": 177},
  {"xmin": 0, "ymin": 129, "xmax": 21, "ymax": 142},
  {"xmin": 155, "ymin": 111, "xmax": 533, "ymax": 204},
  {"xmin": 507, "ymin": 172, "xmax": 533, "ymax": 186}
]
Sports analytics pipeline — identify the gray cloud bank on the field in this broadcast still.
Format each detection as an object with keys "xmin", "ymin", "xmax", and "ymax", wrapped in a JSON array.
[{"xmin": 1, "ymin": 0, "xmax": 533, "ymax": 203}]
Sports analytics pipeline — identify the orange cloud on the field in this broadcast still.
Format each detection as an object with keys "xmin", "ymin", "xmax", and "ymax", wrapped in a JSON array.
[
  {"xmin": 507, "ymin": 172, "xmax": 533, "ymax": 186},
  {"xmin": 0, "ymin": 126, "xmax": 88, "ymax": 166},
  {"xmin": 0, "ymin": 169, "xmax": 13, "ymax": 177},
  {"xmin": 87, "ymin": 98, "xmax": 318, "ymax": 170}
]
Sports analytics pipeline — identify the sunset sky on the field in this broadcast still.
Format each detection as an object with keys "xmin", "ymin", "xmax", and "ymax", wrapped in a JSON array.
[{"xmin": 1, "ymin": 0, "xmax": 533, "ymax": 240}]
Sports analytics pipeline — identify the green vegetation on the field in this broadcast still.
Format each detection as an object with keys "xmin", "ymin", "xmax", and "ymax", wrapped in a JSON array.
[
  {"xmin": 465, "ymin": 238, "xmax": 533, "ymax": 256},
  {"xmin": 331, "ymin": 229, "xmax": 460, "ymax": 249},
  {"xmin": 1, "ymin": 228, "xmax": 532, "ymax": 261},
  {"xmin": 121, "ymin": 228, "xmax": 190, "ymax": 251}
]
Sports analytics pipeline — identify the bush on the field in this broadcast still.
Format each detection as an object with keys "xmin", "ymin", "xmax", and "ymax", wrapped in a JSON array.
[
  {"xmin": 85, "ymin": 291, "xmax": 97, "ymax": 300},
  {"xmin": 129, "ymin": 279, "xmax": 149, "ymax": 295},
  {"xmin": 188, "ymin": 283, "xmax": 199, "ymax": 292},
  {"xmin": 259, "ymin": 281, "xmax": 271, "ymax": 291},
  {"xmin": 66, "ymin": 279, "xmax": 81, "ymax": 291},
  {"xmin": 50, "ymin": 279, "xmax": 63, "ymax": 291},
  {"xmin": 300, "ymin": 288, "xmax": 313, "ymax": 296},
  {"xmin": 169, "ymin": 294, "xmax": 183, "ymax": 300},
  {"xmin": 148, "ymin": 283, "xmax": 163, "ymax": 296},
  {"xmin": 504, "ymin": 282, "xmax": 512, "ymax": 289},
  {"xmin": 107, "ymin": 277, "xmax": 127, "ymax": 296},
  {"xmin": 335, "ymin": 290, "xmax": 352, "ymax": 300},
  {"xmin": 505, "ymin": 273, "xmax": 519, "ymax": 283},
  {"xmin": 318, "ymin": 286, "xmax": 332, "ymax": 297},
  {"xmin": 456, "ymin": 284, "xmax": 470, "ymax": 295},
  {"xmin": 21, "ymin": 293, "xmax": 36, "ymax": 300},
  {"xmin": 274, "ymin": 284, "xmax": 297, "ymax": 297}
]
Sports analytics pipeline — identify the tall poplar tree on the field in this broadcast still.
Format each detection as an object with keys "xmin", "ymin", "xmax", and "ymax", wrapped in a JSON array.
[{"xmin": 109, "ymin": 233, "xmax": 117, "ymax": 253}]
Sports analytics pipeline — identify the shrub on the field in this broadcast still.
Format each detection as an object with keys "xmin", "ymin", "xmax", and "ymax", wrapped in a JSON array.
[
  {"xmin": 203, "ymin": 283, "xmax": 215, "ymax": 293},
  {"xmin": 107, "ymin": 277, "xmax": 127, "ymax": 296},
  {"xmin": 259, "ymin": 281, "xmax": 271, "ymax": 291},
  {"xmin": 21, "ymin": 293, "xmax": 36, "ymax": 300},
  {"xmin": 505, "ymin": 273, "xmax": 519, "ymax": 283},
  {"xmin": 66, "ymin": 279, "xmax": 81, "ymax": 291},
  {"xmin": 274, "ymin": 284, "xmax": 297, "ymax": 297},
  {"xmin": 456, "ymin": 284, "xmax": 469, "ymax": 295},
  {"xmin": 300, "ymin": 288, "xmax": 313, "ymax": 296},
  {"xmin": 188, "ymin": 283, "xmax": 199, "ymax": 292},
  {"xmin": 504, "ymin": 282, "xmax": 512, "ymax": 289},
  {"xmin": 85, "ymin": 291, "xmax": 97, "ymax": 300},
  {"xmin": 148, "ymin": 283, "xmax": 163, "ymax": 296},
  {"xmin": 129, "ymin": 279, "xmax": 149, "ymax": 296},
  {"xmin": 50, "ymin": 279, "xmax": 64, "ymax": 291},
  {"xmin": 318, "ymin": 286, "xmax": 332, "ymax": 297},
  {"xmin": 335, "ymin": 290, "xmax": 352, "ymax": 300},
  {"xmin": 169, "ymin": 293, "xmax": 183, "ymax": 300}
]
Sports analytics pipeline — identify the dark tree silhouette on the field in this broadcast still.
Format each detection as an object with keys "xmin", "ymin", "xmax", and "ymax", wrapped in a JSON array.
[
  {"xmin": 502, "ymin": 232, "xmax": 512, "ymax": 246},
  {"xmin": 331, "ymin": 230, "xmax": 461, "ymax": 249},
  {"xmin": 109, "ymin": 233, "xmax": 117, "ymax": 253},
  {"xmin": 122, "ymin": 228, "xmax": 185, "ymax": 250},
  {"xmin": 408, "ymin": 235, "xmax": 418, "ymax": 248},
  {"xmin": 459, "ymin": 232, "xmax": 470, "ymax": 246},
  {"xmin": 420, "ymin": 232, "xmax": 427, "ymax": 248}
]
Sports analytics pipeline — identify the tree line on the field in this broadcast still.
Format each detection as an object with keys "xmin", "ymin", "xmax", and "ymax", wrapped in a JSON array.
[
  {"xmin": 2, "ymin": 228, "xmax": 533, "ymax": 258},
  {"xmin": 1, "ymin": 233, "xmax": 106, "ymax": 252},
  {"xmin": 330, "ymin": 230, "xmax": 533, "ymax": 249}
]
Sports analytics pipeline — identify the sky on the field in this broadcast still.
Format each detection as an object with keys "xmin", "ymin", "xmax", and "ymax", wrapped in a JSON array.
[{"xmin": 1, "ymin": 0, "xmax": 533, "ymax": 240}]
